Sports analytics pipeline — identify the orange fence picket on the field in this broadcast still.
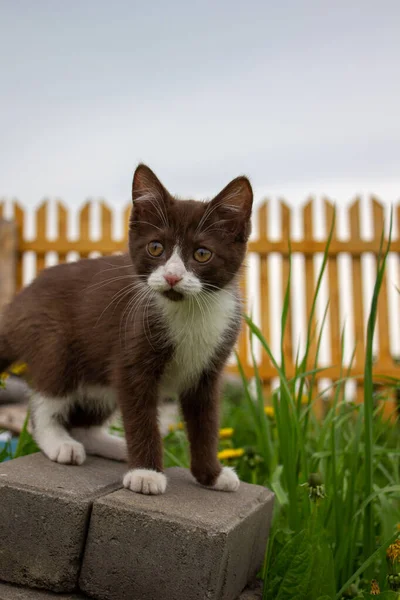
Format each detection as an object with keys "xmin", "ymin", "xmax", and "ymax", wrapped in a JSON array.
[{"xmin": 0, "ymin": 197, "xmax": 398, "ymax": 415}]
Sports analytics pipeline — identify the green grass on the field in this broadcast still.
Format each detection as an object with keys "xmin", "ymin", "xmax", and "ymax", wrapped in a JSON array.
[
  {"xmin": 164, "ymin": 213, "xmax": 400, "ymax": 598},
  {"xmin": 163, "ymin": 379, "xmax": 399, "ymax": 598},
  {"xmin": 1, "ymin": 216, "xmax": 399, "ymax": 598}
]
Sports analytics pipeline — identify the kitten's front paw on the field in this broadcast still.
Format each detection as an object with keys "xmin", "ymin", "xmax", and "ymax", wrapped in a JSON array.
[
  {"xmin": 123, "ymin": 469, "xmax": 167, "ymax": 495},
  {"xmin": 211, "ymin": 467, "xmax": 240, "ymax": 492},
  {"xmin": 48, "ymin": 441, "xmax": 86, "ymax": 465}
]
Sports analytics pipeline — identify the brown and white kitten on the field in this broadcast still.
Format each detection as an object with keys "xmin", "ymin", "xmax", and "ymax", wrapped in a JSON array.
[{"xmin": 0, "ymin": 165, "xmax": 253, "ymax": 495}]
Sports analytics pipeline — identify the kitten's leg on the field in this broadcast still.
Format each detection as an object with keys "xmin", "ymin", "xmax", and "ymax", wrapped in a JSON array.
[
  {"xmin": 180, "ymin": 371, "xmax": 240, "ymax": 492},
  {"xmin": 117, "ymin": 370, "xmax": 166, "ymax": 495},
  {"xmin": 71, "ymin": 427, "xmax": 127, "ymax": 462},
  {"xmin": 30, "ymin": 393, "xmax": 86, "ymax": 465}
]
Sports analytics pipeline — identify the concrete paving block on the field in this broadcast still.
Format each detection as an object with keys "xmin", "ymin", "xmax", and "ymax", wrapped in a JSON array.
[
  {"xmin": 0, "ymin": 582, "xmax": 84, "ymax": 600},
  {"xmin": 238, "ymin": 580, "xmax": 263, "ymax": 599},
  {"xmin": 0, "ymin": 453, "xmax": 126, "ymax": 592},
  {"xmin": 0, "ymin": 581, "xmax": 261, "ymax": 600},
  {"xmin": 80, "ymin": 467, "xmax": 274, "ymax": 600}
]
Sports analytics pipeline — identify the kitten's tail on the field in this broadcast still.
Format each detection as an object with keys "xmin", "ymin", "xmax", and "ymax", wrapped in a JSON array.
[{"xmin": 0, "ymin": 331, "xmax": 15, "ymax": 375}]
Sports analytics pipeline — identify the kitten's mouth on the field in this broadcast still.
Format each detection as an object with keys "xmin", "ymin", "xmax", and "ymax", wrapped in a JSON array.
[{"xmin": 162, "ymin": 289, "xmax": 185, "ymax": 302}]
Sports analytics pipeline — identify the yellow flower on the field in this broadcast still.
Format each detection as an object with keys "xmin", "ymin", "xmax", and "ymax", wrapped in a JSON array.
[
  {"xmin": 168, "ymin": 424, "xmax": 235, "ymax": 440},
  {"xmin": 219, "ymin": 428, "xmax": 234, "ymax": 439},
  {"xmin": 10, "ymin": 363, "xmax": 27, "ymax": 376},
  {"xmin": 0, "ymin": 362, "xmax": 28, "ymax": 381},
  {"xmin": 264, "ymin": 406, "xmax": 274, "ymax": 418},
  {"xmin": 168, "ymin": 422, "xmax": 184, "ymax": 433},
  {"xmin": 218, "ymin": 448, "xmax": 245, "ymax": 460},
  {"xmin": 301, "ymin": 395, "xmax": 310, "ymax": 405}
]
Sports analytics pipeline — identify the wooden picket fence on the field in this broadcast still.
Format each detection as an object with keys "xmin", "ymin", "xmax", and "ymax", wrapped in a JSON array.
[{"xmin": 0, "ymin": 197, "xmax": 399, "ymax": 418}]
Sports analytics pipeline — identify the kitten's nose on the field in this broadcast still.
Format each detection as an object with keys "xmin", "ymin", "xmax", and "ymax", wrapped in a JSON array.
[{"xmin": 164, "ymin": 274, "xmax": 182, "ymax": 288}]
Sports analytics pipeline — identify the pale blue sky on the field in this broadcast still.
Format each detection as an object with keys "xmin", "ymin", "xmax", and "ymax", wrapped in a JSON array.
[{"xmin": 1, "ymin": 0, "xmax": 400, "ymax": 206}]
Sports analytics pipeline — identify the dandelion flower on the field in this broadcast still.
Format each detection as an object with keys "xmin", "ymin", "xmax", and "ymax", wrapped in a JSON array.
[
  {"xmin": 219, "ymin": 428, "xmax": 234, "ymax": 439},
  {"xmin": 0, "ymin": 362, "xmax": 27, "ymax": 382},
  {"xmin": 168, "ymin": 422, "xmax": 184, "ymax": 433},
  {"xmin": 10, "ymin": 363, "xmax": 27, "ymax": 376},
  {"xmin": 168, "ymin": 424, "xmax": 235, "ymax": 439},
  {"xmin": 218, "ymin": 448, "xmax": 245, "ymax": 460},
  {"xmin": 264, "ymin": 406, "xmax": 274, "ymax": 418}
]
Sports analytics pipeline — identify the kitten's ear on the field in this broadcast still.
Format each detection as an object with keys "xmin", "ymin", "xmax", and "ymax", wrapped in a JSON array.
[
  {"xmin": 132, "ymin": 164, "xmax": 168, "ymax": 204},
  {"xmin": 208, "ymin": 176, "xmax": 253, "ymax": 241}
]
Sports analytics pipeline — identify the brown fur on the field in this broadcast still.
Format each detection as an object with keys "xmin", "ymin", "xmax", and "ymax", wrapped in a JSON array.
[{"xmin": 0, "ymin": 164, "xmax": 253, "ymax": 486}]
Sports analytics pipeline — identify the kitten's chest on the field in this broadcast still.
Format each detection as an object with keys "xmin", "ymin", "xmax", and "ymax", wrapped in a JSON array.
[{"xmin": 159, "ymin": 292, "xmax": 238, "ymax": 396}]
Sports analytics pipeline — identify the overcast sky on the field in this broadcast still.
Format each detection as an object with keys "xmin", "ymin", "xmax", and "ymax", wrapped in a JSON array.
[{"xmin": 1, "ymin": 0, "xmax": 400, "ymax": 209}]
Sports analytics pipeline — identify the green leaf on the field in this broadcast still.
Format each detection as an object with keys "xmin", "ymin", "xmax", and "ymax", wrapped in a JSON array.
[
  {"xmin": 13, "ymin": 411, "xmax": 39, "ymax": 459},
  {"xmin": 266, "ymin": 523, "xmax": 335, "ymax": 600},
  {"xmin": 266, "ymin": 529, "xmax": 313, "ymax": 599},
  {"xmin": 308, "ymin": 534, "xmax": 335, "ymax": 600}
]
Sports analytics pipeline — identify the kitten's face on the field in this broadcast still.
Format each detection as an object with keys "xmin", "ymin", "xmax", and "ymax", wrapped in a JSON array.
[{"xmin": 129, "ymin": 165, "xmax": 253, "ymax": 302}]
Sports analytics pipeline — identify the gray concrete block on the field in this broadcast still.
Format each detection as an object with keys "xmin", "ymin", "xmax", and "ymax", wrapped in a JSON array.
[
  {"xmin": 0, "ymin": 581, "xmax": 262, "ymax": 600},
  {"xmin": 0, "ymin": 582, "xmax": 84, "ymax": 600},
  {"xmin": 0, "ymin": 453, "xmax": 126, "ymax": 592},
  {"xmin": 238, "ymin": 580, "xmax": 263, "ymax": 599},
  {"xmin": 80, "ymin": 467, "xmax": 274, "ymax": 600},
  {"xmin": 0, "ymin": 376, "xmax": 30, "ymax": 405}
]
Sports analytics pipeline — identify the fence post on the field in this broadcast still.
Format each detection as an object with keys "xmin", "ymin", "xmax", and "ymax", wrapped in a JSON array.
[{"xmin": 0, "ymin": 219, "xmax": 17, "ymax": 315}]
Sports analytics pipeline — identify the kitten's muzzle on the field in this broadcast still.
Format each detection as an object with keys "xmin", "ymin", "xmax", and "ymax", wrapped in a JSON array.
[
  {"xmin": 164, "ymin": 274, "xmax": 182, "ymax": 287},
  {"xmin": 163, "ymin": 289, "xmax": 184, "ymax": 302}
]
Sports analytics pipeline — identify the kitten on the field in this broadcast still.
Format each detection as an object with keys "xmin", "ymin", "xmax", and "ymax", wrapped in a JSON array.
[{"xmin": 0, "ymin": 165, "xmax": 253, "ymax": 495}]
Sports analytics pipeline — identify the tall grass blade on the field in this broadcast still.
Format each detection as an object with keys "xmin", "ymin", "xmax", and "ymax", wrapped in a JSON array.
[{"xmin": 363, "ymin": 208, "xmax": 392, "ymax": 570}]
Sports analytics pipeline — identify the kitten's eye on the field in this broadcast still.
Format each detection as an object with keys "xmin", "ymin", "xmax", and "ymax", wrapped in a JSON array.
[
  {"xmin": 194, "ymin": 248, "xmax": 212, "ymax": 263},
  {"xmin": 147, "ymin": 241, "xmax": 164, "ymax": 257}
]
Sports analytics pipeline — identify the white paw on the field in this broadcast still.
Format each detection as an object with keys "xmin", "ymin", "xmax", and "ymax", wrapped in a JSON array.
[
  {"xmin": 211, "ymin": 467, "xmax": 240, "ymax": 492},
  {"xmin": 48, "ymin": 441, "xmax": 86, "ymax": 465},
  {"xmin": 123, "ymin": 469, "xmax": 167, "ymax": 495},
  {"xmin": 105, "ymin": 437, "xmax": 128, "ymax": 462},
  {"xmin": 71, "ymin": 428, "xmax": 128, "ymax": 462}
]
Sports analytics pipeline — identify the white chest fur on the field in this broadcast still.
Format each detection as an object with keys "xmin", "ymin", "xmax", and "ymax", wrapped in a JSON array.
[{"xmin": 159, "ymin": 288, "xmax": 239, "ymax": 397}]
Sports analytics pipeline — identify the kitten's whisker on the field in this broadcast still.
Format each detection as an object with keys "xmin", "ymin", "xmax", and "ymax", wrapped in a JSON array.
[
  {"xmin": 142, "ymin": 291, "xmax": 156, "ymax": 351},
  {"xmin": 134, "ymin": 189, "xmax": 169, "ymax": 229},
  {"xmin": 202, "ymin": 284, "xmax": 238, "ymax": 301},
  {"xmin": 195, "ymin": 190, "xmax": 242, "ymax": 235},
  {"xmin": 123, "ymin": 287, "xmax": 153, "ymax": 345},
  {"xmin": 95, "ymin": 282, "xmax": 146, "ymax": 327},
  {"xmin": 170, "ymin": 297, "xmax": 194, "ymax": 354},
  {"xmin": 198, "ymin": 217, "xmax": 240, "ymax": 236},
  {"xmin": 198, "ymin": 291, "xmax": 213, "ymax": 319},
  {"xmin": 93, "ymin": 262, "xmax": 136, "ymax": 274},
  {"xmin": 175, "ymin": 298, "xmax": 195, "ymax": 355},
  {"xmin": 128, "ymin": 288, "xmax": 154, "ymax": 347},
  {"xmin": 120, "ymin": 287, "xmax": 149, "ymax": 346},
  {"xmin": 131, "ymin": 220, "xmax": 163, "ymax": 232},
  {"xmin": 200, "ymin": 291, "xmax": 214, "ymax": 326},
  {"xmin": 194, "ymin": 294, "xmax": 206, "ymax": 332},
  {"xmin": 92, "ymin": 283, "xmax": 146, "ymax": 323},
  {"xmin": 87, "ymin": 274, "xmax": 146, "ymax": 292}
]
